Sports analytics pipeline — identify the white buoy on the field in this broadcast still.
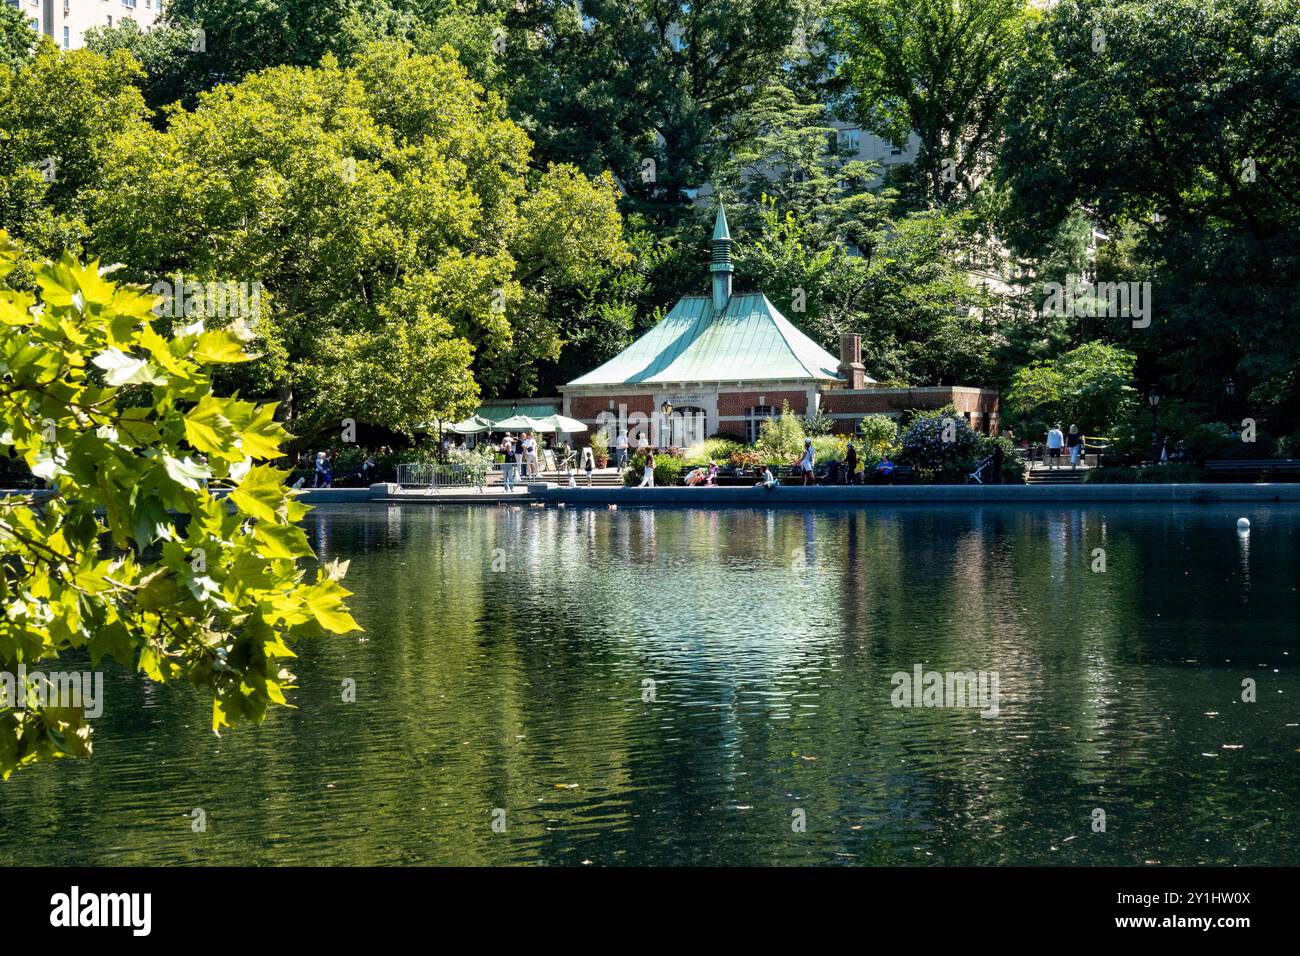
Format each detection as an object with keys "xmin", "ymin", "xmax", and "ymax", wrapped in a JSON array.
[{"xmin": 1237, "ymin": 517, "xmax": 1250, "ymax": 532}]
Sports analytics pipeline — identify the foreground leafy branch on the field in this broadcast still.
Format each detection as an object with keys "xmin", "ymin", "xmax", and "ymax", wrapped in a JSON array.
[{"xmin": 0, "ymin": 233, "xmax": 360, "ymax": 779}]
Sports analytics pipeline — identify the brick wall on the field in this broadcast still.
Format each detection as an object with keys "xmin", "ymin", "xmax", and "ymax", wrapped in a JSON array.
[{"xmin": 717, "ymin": 389, "xmax": 809, "ymax": 417}]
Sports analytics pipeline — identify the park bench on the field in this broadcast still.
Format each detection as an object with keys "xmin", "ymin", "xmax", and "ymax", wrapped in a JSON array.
[{"xmin": 1204, "ymin": 459, "xmax": 1300, "ymax": 482}]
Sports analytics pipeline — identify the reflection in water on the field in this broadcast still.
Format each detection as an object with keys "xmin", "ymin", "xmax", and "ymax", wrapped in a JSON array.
[{"xmin": 1, "ymin": 504, "xmax": 1298, "ymax": 866}]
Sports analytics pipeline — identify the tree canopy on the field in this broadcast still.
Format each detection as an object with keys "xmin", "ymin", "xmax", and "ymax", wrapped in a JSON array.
[{"xmin": 86, "ymin": 42, "xmax": 631, "ymax": 441}]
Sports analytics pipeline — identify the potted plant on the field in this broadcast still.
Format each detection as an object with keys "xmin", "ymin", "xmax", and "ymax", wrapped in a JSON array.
[{"xmin": 589, "ymin": 430, "xmax": 609, "ymax": 468}]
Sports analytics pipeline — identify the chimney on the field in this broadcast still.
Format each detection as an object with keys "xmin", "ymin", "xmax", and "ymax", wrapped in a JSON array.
[{"xmin": 838, "ymin": 333, "xmax": 866, "ymax": 390}]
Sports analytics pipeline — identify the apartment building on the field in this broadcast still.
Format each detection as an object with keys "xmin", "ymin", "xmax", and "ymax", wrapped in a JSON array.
[{"xmin": 7, "ymin": 0, "xmax": 162, "ymax": 50}]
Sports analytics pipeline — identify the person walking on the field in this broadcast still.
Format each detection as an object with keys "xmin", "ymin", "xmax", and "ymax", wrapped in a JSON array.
[
  {"xmin": 1067, "ymin": 424, "xmax": 1083, "ymax": 469},
  {"xmin": 500, "ymin": 433, "xmax": 517, "ymax": 491},
  {"xmin": 799, "ymin": 437, "xmax": 816, "ymax": 486},
  {"xmin": 1046, "ymin": 423, "xmax": 1065, "ymax": 470},
  {"xmin": 844, "ymin": 440, "xmax": 858, "ymax": 486},
  {"xmin": 638, "ymin": 450, "xmax": 656, "ymax": 487}
]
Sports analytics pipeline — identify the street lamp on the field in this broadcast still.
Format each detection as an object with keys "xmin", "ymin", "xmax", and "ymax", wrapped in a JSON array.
[
  {"xmin": 1148, "ymin": 385, "xmax": 1161, "ymax": 463},
  {"xmin": 660, "ymin": 401, "xmax": 673, "ymax": 449}
]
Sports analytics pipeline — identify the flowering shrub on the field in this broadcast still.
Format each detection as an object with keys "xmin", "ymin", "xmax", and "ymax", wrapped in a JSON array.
[{"xmin": 898, "ymin": 406, "xmax": 983, "ymax": 482}]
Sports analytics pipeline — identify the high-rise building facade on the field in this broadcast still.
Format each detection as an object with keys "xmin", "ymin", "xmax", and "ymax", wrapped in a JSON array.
[{"xmin": 7, "ymin": 0, "xmax": 162, "ymax": 51}]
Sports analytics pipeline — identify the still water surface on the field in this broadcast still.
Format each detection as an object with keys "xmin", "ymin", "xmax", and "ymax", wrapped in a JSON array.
[{"xmin": 1, "ymin": 503, "xmax": 1297, "ymax": 865}]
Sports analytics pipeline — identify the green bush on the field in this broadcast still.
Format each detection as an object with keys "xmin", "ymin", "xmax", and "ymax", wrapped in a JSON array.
[
  {"xmin": 682, "ymin": 437, "xmax": 745, "ymax": 466},
  {"xmin": 756, "ymin": 400, "xmax": 806, "ymax": 464},
  {"xmin": 623, "ymin": 452, "xmax": 685, "ymax": 486},
  {"xmin": 856, "ymin": 414, "xmax": 899, "ymax": 456},
  {"xmin": 1084, "ymin": 463, "xmax": 1202, "ymax": 483},
  {"xmin": 981, "ymin": 435, "xmax": 1027, "ymax": 484},
  {"xmin": 1106, "ymin": 399, "xmax": 1279, "ymax": 464},
  {"xmin": 811, "ymin": 434, "xmax": 846, "ymax": 463}
]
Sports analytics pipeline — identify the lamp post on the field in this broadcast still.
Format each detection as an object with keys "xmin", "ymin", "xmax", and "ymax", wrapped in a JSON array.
[
  {"xmin": 660, "ymin": 400, "xmax": 673, "ymax": 450},
  {"xmin": 1148, "ymin": 385, "xmax": 1161, "ymax": 463}
]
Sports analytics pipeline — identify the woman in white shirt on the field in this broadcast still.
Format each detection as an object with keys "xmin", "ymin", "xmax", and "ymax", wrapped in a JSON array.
[
  {"xmin": 638, "ymin": 451, "xmax": 656, "ymax": 487},
  {"xmin": 799, "ymin": 438, "xmax": 815, "ymax": 486}
]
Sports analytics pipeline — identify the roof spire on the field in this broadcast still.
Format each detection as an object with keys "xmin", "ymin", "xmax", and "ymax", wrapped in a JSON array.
[
  {"xmin": 712, "ymin": 202, "xmax": 731, "ymax": 242},
  {"xmin": 710, "ymin": 202, "xmax": 733, "ymax": 310}
]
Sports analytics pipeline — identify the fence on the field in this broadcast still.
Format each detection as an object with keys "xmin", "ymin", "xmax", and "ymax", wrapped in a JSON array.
[{"xmin": 395, "ymin": 462, "xmax": 489, "ymax": 490}]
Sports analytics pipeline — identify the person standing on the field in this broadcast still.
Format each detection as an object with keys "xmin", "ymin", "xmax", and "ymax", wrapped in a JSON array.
[
  {"xmin": 615, "ymin": 431, "xmax": 629, "ymax": 469},
  {"xmin": 1046, "ymin": 423, "xmax": 1065, "ymax": 470},
  {"xmin": 500, "ymin": 433, "xmax": 516, "ymax": 491},
  {"xmin": 522, "ymin": 432, "xmax": 538, "ymax": 479},
  {"xmin": 1067, "ymin": 424, "xmax": 1083, "ymax": 469},
  {"xmin": 799, "ymin": 438, "xmax": 816, "ymax": 486},
  {"xmin": 844, "ymin": 440, "xmax": 858, "ymax": 486},
  {"xmin": 991, "ymin": 440, "xmax": 1005, "ymax": 484},
  {"xmin": 638, "ymin": 450, "xmax": 656, "ymax": 487}
]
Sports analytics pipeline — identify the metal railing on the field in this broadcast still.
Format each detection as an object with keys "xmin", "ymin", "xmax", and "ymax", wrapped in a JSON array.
[{"xmin": 395, "ymin": 462, "xmax": 486, "ymax": 490}]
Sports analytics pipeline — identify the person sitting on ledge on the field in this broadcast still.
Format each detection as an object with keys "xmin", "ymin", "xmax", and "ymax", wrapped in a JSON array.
[
  {"xmin": 706, "ymin": 461, "xmax": 719, "ymax": 485},
  {"xmin": 755, "ymin": 465, "xmax": 778, "ymax": 490}
]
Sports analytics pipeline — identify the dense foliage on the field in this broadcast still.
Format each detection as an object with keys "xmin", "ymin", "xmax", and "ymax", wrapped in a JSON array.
[{"xmin": 0, "ymin": 238, "xmax": 359, "ymax": 777}]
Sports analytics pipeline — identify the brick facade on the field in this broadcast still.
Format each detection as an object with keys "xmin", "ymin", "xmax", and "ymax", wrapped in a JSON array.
[{"xmin": 560, "ymin": 383, "xmax": 999, "ymax": 445}]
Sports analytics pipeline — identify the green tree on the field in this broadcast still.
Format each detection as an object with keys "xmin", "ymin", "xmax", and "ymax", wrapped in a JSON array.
[
  {"xmin": 0, "ymin": 235, "xmax": 360, "ymax": 778},
  {"xmin": 833, "ymin": 0, "xmax": 1036, "ymax": 205},
  {"xmin": 996, "ymin": 0, "xmax": 1300, "ymax": 427},
  {"xmin": 1005, "ymin": 341, "xmax": 1138, "ymax": 435},
  {"xmin": 0, "ymin": 2, "xmax": 35, "ymax": 71},
  {"xmin": 83, "ymin": 19, "xmax": 207, "ymax": 117},
  {"xmin": 0, "ymin": 45, "xmax": 150, "ymax": 280},
  {"xmin": 88, "ymin": 43, "xmax": 630, "ymax": 442},
  {"xmin": 500, "ymin": 0, "xmax": 813, "ymax": 225}
]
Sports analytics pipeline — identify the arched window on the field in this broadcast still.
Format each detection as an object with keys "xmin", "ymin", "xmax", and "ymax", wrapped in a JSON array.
[{"xmin": 746, "ymin": 405, "xmax": 776, "ymax": 444}]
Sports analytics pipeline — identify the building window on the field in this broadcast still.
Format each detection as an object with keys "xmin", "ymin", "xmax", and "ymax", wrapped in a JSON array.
[
  {"xmin": 664, "ymin": 406, "xmax": 707, "ymax": 448},
  {"xmin": 837, "ymin": 128, "xmax": 860, "ymax": 154},
  {"xmin": 122, "ymin": 0, "xmax": 136, "ymax": 8},
  {"xmin": 889, "ymin": 140, "xmax": 904, "ymax": 156},
  {"xmin": 745, "ymin": 405, "xmax": 776, "ymax": 444},
  {"xmin": 62, "ymin": 25, "xmax": 68, "ymax": 47}
]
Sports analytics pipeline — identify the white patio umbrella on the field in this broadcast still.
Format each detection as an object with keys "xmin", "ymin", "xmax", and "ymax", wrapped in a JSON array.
[
  {"xmin": 491, "ymin": 414, "xmax": 551, "ymax": 432},
  {"xmin": 537, "ymin": 414, "xmax": 588, "ymax": 434}
]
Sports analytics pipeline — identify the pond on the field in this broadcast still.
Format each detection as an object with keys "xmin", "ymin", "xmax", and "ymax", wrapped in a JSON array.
[{"xmin": 1, "ymin": 503, "xmax": 1297, "ymax": 865}]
